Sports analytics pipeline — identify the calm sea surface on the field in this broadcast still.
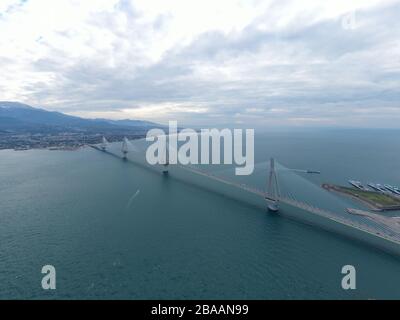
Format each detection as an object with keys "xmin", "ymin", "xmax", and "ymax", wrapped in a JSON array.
[{"xmin": 1, "ymin": 128, "xmax": 400, "ymax": 299}]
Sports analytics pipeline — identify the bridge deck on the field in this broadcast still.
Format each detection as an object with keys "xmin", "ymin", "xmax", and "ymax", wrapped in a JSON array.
[{"xmin": 92, "ymin": 144, "xmax": 400, "ymax": 245}]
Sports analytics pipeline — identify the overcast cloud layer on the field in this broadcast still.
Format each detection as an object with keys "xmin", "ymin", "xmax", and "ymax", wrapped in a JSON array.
[{"xmin": 0, "ymin": 0, "xmax": 399, "ymax": 127}]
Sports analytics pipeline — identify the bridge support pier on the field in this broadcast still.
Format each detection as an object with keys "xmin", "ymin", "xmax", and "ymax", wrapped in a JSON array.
[
  {"xmin": 122, "ymin": 137, "xmax": 129, "ymax": 160},
  {"xmin": 101, "ymin": 136, "xmax": 108, "ymax": 152},
  {"xmin": 266, "ymin": 158, "xmax": 280, "ymax": 212}
]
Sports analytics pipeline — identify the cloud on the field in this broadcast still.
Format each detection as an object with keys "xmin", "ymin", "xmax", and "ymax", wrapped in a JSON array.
[{"xmin": 0, "ymin": 0, "xmax": 399, "ymax": 127}]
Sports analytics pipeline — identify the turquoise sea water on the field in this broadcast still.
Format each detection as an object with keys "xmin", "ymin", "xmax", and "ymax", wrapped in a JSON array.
[{"xmin": 0, "ymin": 128, "xmax": 400, "ymax": 299}]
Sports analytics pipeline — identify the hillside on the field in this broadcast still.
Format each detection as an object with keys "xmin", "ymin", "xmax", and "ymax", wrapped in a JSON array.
[{"xmin": 0, "ymin": 101, "xmax": 160, "ymax": 134}]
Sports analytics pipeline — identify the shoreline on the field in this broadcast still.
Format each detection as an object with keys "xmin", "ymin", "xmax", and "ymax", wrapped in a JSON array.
[
  {"xmin": 0, "ymin": 135, "xmax": 147, "ymax": 152},
  {"xmin": 322, "ymin": 183, "xmax": 400, "ymax": 212}
]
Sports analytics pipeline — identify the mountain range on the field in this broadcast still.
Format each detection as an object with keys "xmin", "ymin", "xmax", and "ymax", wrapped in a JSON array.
[{"xmin": 0, "ymin": 101, "xmax": 160, "ymax": 134}]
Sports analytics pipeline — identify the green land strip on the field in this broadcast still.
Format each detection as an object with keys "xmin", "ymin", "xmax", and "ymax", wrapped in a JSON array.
[{"xmin": 322, "ymin": 184, "xmax": 400, "ymax": 211}]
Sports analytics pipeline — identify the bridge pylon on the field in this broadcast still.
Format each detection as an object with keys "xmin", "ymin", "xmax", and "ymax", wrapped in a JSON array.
[
  {"xmin": 101, "ymin": 136, "xmax": 108, "ymax": 151},
  {"xmin": 266, "ymin": 158, "xmax": 280, "ymax": 212},
  {"xmin": 122, "ymin": 137, "xmax": 129, "ymax": 160},
  {"xmin": 163, "ymin": 143, "xmax": 169, "ymax": 175}
]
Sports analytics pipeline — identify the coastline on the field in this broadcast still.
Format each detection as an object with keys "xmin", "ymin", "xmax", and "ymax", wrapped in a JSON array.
[
  {"xmin": 322, "ymin": 183, "xmax": 400, "ymax": 212},
  {"xmin": 322, "ymin": 183, "xmax": 378, "ymax": 210}
]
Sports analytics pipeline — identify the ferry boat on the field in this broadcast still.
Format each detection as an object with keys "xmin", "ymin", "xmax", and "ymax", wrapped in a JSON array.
[
  {"xmin": 368, "ymin": 183, "xmax": 386, "ymax": 193},
  {"xmin": 376, "ymin": 184, "xmax": 389, "ymax": 193},
  {"xmin": 348, "ymin": 180, "xmax": 367, "ymax": 190},
  {"xmin": 384, "ymin": 184, "xmax": 400, "ymax": 196}
]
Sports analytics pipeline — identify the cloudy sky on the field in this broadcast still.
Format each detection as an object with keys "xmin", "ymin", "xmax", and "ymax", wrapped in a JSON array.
[{"xmin": 0, "ymin": 0, "xmax": 399, "ymax": 127}]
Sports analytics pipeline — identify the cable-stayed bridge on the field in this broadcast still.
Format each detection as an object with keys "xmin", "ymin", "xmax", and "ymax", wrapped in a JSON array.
[{"xmin": 90, "ymin": 137, "xmax": 400, "ymax": 253}]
